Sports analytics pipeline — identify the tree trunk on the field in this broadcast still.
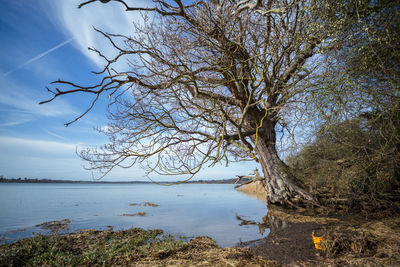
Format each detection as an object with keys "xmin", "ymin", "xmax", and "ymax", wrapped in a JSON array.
[{"xmin": 255, "ymin": 125, "xmax": 315, "ymax": 206}]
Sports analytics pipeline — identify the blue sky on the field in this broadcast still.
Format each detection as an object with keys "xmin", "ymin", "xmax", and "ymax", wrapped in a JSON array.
[{"xmin": 0, "ymin": 0, "xmax": 259, "ymax": 181}]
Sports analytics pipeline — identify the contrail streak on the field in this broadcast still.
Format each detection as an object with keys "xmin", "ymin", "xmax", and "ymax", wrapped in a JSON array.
[{"xmin": 4, "ymin": 37, "xmax": 74, "ymax": 77}]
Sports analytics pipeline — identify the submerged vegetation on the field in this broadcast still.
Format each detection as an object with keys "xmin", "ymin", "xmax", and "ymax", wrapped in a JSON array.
[
  {"xmin": 121, "ymin": 212, "xmax": 148, "ymax": 217},
  {"xmin": 35, "ymin": 219, "xmax": 72, "ymax": 232}
]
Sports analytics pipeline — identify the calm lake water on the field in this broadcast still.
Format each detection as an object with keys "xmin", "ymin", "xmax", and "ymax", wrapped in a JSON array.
[{"xmin": 0, "ymin": 183, "xmax": 268, "ymax": 247}]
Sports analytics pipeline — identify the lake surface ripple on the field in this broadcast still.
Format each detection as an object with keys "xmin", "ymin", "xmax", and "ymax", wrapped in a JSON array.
[{"xmin": 0, "ymin": 183, "xmax": 268, "ymax": 247}]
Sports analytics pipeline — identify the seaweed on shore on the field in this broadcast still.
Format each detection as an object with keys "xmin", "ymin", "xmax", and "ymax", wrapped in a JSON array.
[{"xmin": 35, "ymin": 219, "xmax": 71, "ymax": 232}]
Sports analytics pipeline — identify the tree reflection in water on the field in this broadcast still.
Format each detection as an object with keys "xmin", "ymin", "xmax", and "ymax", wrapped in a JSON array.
[{"xmin": 236, "ymin": 211, "xmax": 290, "ymax": 236}]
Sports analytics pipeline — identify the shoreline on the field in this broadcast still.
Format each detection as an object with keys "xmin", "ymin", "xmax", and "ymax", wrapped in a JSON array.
[
  {"xmin": 0, "ymin": 178, "xmax": 239, "ymax": 184},
  {"xmin": 2, "ymin": 209, "xmax": 399, "ymax": 266},
  {"xmin": 0, "ymin": 227, "xmax": 276, "ymax": 266}
]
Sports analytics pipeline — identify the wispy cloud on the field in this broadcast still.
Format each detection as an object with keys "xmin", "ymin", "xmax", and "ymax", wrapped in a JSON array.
[
  {"xmin": 4, "ymin": 38, "xmax": 75, "ymax": 77},
  {"xmin": 0, "ymin": 135, "xmax": 143, "ymax": 180},
  {"xmin": 0, "ymin": 111, "xmax": 35, "ymax": 127},
  {"xmin": 45, "ymin": 130, "xmax": 69, "ymax": 141},
  {"xmin": 0, "ymin": 120, "xmax": 33, "ymax": 127},
  {"xmin": 0, "ymin": 135, "xmax": 84, "ymax": 179},
  {"xmin": 0, "ymin": 75, "xmax": 77, "ymax": 124},
  {"xmin": 46, "ymin": 0, "xmax": 148, "ymax": 68},
  {"xmin": 0, "ymin": 136, "xmax": 78, "ymax": 156}
]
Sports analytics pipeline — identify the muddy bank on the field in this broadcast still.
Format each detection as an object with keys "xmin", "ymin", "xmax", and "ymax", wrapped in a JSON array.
[
  {"xmin": 240, "ymin": 207, "xmax": 400, "ymax": 266},
  {"xmin": 237, "ymin": 208, "xmax": 339, "ymax": 265}
]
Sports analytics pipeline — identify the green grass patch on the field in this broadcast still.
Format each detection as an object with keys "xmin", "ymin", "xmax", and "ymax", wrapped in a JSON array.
[{"xmin": 0, "ymin": 228, "xmax": 187, "ymax": 266}]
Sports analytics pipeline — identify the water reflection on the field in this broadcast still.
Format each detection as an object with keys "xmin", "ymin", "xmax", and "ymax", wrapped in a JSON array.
[
  {"xmin": 235, "ymin": 214, "xmax": 270, "ymax": 235},
  {"xmin": 236, "ymin": 208, "xmax": 292, "ymax": 238},
  {"xmin": 263, "ymin": 212, "xmax": 290, "ymax": 233},
  {"xmin": 0, "ymin": 183, "xmax": 269, "ymax": 247}
]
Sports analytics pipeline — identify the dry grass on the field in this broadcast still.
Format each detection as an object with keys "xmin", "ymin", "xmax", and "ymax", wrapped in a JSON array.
[
  {"xmin": 267, "ymin": 209, "xmax": 339, "ymax": 224},
  {"xmin": 237, "ymin": 181, "xmax": 266, "ymax": 201},
  {"xmin": 321, "ymin": 228, "xmax": 377, "ymax": 257},
  {"xmin": 322, "ymin": 218, "xmax": 400, "ymax": 266},
  {"xmin": 265, "ymin": 208, "xmax": 400, "ymax": 266},
  {"xmin": 0, "ymin": 229, "xmax": 278, "ymax": 267},
  {"xmin": 136, "ymin": 237, "xmax": 278, "ymax": 266}
]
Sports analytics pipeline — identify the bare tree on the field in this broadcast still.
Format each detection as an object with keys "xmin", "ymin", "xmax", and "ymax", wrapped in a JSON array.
[{"xmin": 42, "ymin": 0, "xmax": 357, "ymax": 206}]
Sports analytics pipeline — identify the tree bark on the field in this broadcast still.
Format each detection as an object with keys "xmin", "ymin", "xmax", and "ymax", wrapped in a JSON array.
[{"xmin": 255, "ymin": 123, "xmax": 315, "ymax": 206}]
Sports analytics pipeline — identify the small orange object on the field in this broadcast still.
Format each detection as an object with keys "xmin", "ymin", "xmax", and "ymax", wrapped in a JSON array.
[{"xmin": 312, "ymin": 231, "xmax": 323, "ymax": 250}]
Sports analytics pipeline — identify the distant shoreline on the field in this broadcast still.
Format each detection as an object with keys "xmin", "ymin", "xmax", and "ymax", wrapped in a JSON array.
[{"xmin": 0, "ymin": 177, "xmax": 238, "ymax": 184}]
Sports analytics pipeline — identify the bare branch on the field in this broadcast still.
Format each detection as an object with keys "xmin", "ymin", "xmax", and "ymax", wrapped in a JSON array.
[{"xmin": 45, "ymin": 0, "xmax": 361, "ymax": 205}]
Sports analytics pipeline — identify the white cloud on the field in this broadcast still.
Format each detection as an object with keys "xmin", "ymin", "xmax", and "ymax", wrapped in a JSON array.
[
  {"xmin": 0, "ymin": 135, "xmax": 260, "ymax": 180},
  {"xmin": 0, "ymin": 135, "xmax": 84, "ymax": 179},
  {"xmin": 0, "ymin": 111, "xmax": 35, "ymax": 127},
  {"xmin": 45, "ymin": 130, "xmax": 69, "ymax": 141},
  {"xmin": 0, "ymin": 136, "xmax": 78, "ymax": 155},
  {"xmin": 46, "ymin": 0, "xmax": 149, "ymax": 68},
  {"xmin": 0, "ymin": 74, "xmax": 77, "ymax": 120},
  {"xmin": 0, "ymin": 135, "xmax": 146, "ymax": 180}
]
